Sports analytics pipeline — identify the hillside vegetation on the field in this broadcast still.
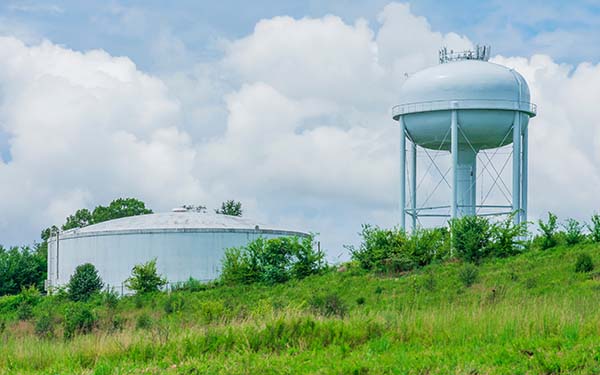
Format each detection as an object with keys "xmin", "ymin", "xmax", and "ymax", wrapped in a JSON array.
[{"xmin": 1, "ymin": 240, "xmax": 600, "ymax": 374}]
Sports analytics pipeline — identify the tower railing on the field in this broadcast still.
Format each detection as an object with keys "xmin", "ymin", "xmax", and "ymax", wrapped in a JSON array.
[{"xmin": 392, "ymin": 99, "xmax": 537, "ymax": 119}]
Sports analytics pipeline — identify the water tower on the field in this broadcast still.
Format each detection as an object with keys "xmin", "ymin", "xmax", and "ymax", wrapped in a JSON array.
[{"xmin": 392, "ymin": 46, "xmax": 536, "ymax": 230}]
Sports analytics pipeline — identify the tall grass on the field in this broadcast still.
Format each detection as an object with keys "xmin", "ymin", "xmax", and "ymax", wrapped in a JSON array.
[{"xmin": 1, "ymin": 243, "xmax": 600, "ymax": 374}]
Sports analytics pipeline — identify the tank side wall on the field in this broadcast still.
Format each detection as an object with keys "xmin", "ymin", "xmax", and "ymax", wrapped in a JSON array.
[{"xmin": 55, "ymin": 231, "xmax": 298, "ymax": 290}]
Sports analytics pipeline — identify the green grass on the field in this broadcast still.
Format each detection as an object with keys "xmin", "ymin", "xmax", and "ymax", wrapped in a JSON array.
[{"xmin": 2, "ymin": 243, "xmax": 600, "ymax": 374}]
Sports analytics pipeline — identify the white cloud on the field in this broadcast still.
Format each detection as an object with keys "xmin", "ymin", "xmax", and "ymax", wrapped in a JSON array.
[
  {"xmin": 0, "ymin": 37, "xmax": 206, "ymax": 243},
  {"xmin": 1, "ymin": 2, "xmax": 600, "ymax": 258}
]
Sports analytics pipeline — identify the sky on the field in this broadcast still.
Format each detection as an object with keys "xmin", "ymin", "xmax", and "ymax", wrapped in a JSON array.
[{"xmin": 1, "ymin": 1, "xmax": 600, "ymax": 260}]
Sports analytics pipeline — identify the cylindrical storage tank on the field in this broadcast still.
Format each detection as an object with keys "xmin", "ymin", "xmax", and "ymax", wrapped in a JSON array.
[{"xmin": 46, "ymin": 211, "xmax": 308, "ymax": 292}]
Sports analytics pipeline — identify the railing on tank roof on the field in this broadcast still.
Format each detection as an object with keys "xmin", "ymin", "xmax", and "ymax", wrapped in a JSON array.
[{"xmin": 392, "ymin": 99, "xmax": 537, "ymax": 119}]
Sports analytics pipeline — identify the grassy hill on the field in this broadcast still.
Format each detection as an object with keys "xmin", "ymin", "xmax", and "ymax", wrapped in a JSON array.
[{"xmin": 2, "ymin": 243, "xmax": 600, "ymax": 374}]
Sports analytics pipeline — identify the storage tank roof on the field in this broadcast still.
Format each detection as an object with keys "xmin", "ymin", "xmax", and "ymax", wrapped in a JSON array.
[{"xmin": 61, "ymin": 212, "xmax": 307, "ymax": 237}]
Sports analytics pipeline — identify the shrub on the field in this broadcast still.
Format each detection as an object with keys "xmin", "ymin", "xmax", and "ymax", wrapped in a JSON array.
[
  {"xmin": 126, "ymin": 258, "xmax": 167, "ymax": 294},
  {"xmin": 588, "ymin": 214, "xmax": 600, "ymax": 243},
  {"xmin": 221, "ymin": 235, "xmax": 325, "ymax": 285},
  {"xmin": 564, "ymin": 218, "xmax": 585, "ymax": 245},
  {"xmin": 108, "ymin": 315, "xmax": 125, "ymax": 333},
  {"xmin": 349, "ymin": 225, "xmax": 407, "ymax": 273},
  {"xmin": 524, "ymin": 277, "xmax": 537, "ymax": 289},
  {"xmin": 34, "ymin": 312, "xmax": 54, "ymax": 339},
  {"xmin": 422, "ymin": 271, "xmax": 436, "ymax": 291},
  {"xmin": 538, "ymin": 212, "xmax": 558, "ymax": 250},
  {"xmin": 164, "ymin": 293, "xmax": 185, "ymax": 314},
  {"xmin": 450, "ymin": 216, "xmax": 491, "ymax": 263},
  {"xmin": 356, "ymin": 297, "xmax": 366, "ymax": 305},
  {"xmin": 171, "ymin": 277, "xmax": 207, "ymax": 292},
  {"xmin": 16, "ymin": 285, "xmax": 41, "ymax": 321},
  {"xmin": 405, "ymin": 227, "xmax": 450, "ymax": 266},
  {"xmin": 309, "ymin": 294, "xmax": 347, "ymax": 318},
  {"xmin": 136, "ymin": 313, "xmax": 153, "ymax": 330},
  {"xmin": 458, "ymin": 263, "xmax": 479, "ymax": 287},
  {"xmin": 102, "ymin": 289, "xmax": 119, "ymax": 310},
  {"xmin": 575, "ymin": 253, "xmax": 594, "ymax": 273},
  {"xmin": 63, "ymin": 304, "xmax": 97, "ymax": 339},
  {"xmin": 67, "ymin": 263, "xmax": 103, "ymax": 301},
  {"xmin": 489, "ymin": 214, "xmax": 528, "ymax": 258}
]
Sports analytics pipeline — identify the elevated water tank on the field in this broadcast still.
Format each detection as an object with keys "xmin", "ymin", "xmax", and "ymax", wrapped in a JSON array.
[{"xmin": 392, "ymin": 46, "xmax": 536, "ymax": 224}]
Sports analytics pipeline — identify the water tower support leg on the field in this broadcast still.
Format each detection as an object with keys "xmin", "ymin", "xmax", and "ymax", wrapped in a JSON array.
[
  {"xmin": 521, "ymin": 123, "xmax": 528, "ymax": 225},
  {"xmin": 411, "ymin": 141, "xmax": 417, "ymax": 232},
  {"xmin": 512, "ymin": 112, "xmax": 522, "ymax": 224},
  {"xmin": 399, "ymin": 116, "xmax": 406, "ymax": 231},
  {"xmin": 451, "ymin": 108, "xmax": 458, "ymax": 220}
]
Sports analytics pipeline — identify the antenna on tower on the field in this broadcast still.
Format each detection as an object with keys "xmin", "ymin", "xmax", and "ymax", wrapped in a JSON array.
[{"xmin": 439, "ymin": 44, "xmax": 491, "ymax": 64}]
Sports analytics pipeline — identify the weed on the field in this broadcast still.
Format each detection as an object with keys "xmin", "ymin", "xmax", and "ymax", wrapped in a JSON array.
[
  {"xmin": 309, "ymin": 294, "xmax": 347, "ymax": 318},
  {"xmin": 136, "ymin": 313, "xmax": 153, "ymax": 330},
  {"xmin": 564, "ymin": 218, "xmax": 585, "ymax": 245},
  {"xmin": 538, "ymin": 212, "xmax": 558, "ymax": 249},
  {"xmin": 164, "ymin": 293, "xmax": 185, "ymax": 314},
  {"xmin": 34, "ymin": 312, "xmax": 54, "ymax": 339},
  {"xmin": 575, "ymin": 253, "xmax": 594, "ymax": 273},
  {"xmin": 458, "ymin": 263, "xmax": 479, "ymax": 287},
  {"xmin": 588, "ymin": 214, "xmax": 600, "ymax": 243},
  {"xmin": 63, "ymin": 304, "xmax": 97, "ymax": 339}
]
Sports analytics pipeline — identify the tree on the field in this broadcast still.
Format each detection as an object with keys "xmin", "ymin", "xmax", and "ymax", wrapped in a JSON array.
[
  {"xmin": 91, "ymin": 198, "xmax": 152, "ymax": 224},
  {"xmin": 40, "ymin": 226, "xmax": 58, "ymax": 242},
  {"xmin": 215, "ymin": 200, "xmax": 242, "ymax": 216},
  {"xmin": 62, "ymin": 209, "xmax": 93, "ymax": 230},
  {"xmin": 0, "ymin": 246, "xmax": 46, "ymax": 296},
  {"xmin": 67, "ymin": 263, "xmax": 103, "ymax": 301},
  {"xmin": 126, "ymin": 259, "xmax": 167, "ymax": 294}
]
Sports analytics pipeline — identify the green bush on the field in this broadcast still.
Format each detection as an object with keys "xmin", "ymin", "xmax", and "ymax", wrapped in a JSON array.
[
  {"xmin": 34, "ymin": 312, "xmax": 55, "ymax": 339},
  {"xmin": 171, "ymin": 277, "xmax": 209, "ymax": 292},
  {"xmin": 450, "ymin": 216, "xmax": 491, "ymax": 263},
  {"xmin": 309, "ymin": 293, "xmax": 347, "ymax": 318},
  {"xmin": 588, "ymin": 214, "xmax": 600, "ymax": 243},
  {"xmin": 126, "ymin": 258, "xmax": 167, "ymax": 294},
  {"xmin": 356, "ymin": 297, "xmax": 366, "ymax": 305},
  {"xmin": 405, "ymin": 227, "xmax": 450, "ymax": 266},
  {"xmin": 136, "ymin": 313, "xmax": 153, "ymax": 330},
  {"xmin": 349, "ymin": 225, "xmax": 407, "ymax": 273},
  {"xmin": 538, "ymin": 212, "xmax": 558, "ymax": 249},
  {"xmin": 458, "ymin": 263, "xmax": 479, "ymax": 287},
  {"xmin": 108, "ymin": 315, "xmax": 125, "ymax": 333},
  {"xmin": 564, "ymin": 218, "xmax": 585, "ymax": 245},
  {"xmin": 16, "ymin": 285, "xmax": 41, "ymax": 321},
  {"xmin": 489, "ymin": 214, "xmax": 528, "ymax": 258},
  {"xmin": 63, "ymin": 304, "xmax": 97, "ymax": 339},
  {"xmin": 67, "ymin": 263, "xmax": 103, "ymax": 301},
  {"xmin": 575, "ymin": 253, "xmax": 594, "ymax": 273},
  {"xmin": 221, "ymin": 235, "xmax": 325, "ymax": 285},
  {"xmin": 101, "ymin": 289, "xmax": 119, "ymax": 310},
  {"xmin": 349, "ymin": 225, "xmax": 450, "ymax": 274},
  {"xmin": 164, "ymin": 293, "xmax": 185, "ymax": 314}
]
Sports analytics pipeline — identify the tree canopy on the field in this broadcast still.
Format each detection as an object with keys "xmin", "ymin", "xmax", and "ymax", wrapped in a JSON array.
[{"xmin": 215, "ymin": 200, "xmax": 243, "ymax": 217}]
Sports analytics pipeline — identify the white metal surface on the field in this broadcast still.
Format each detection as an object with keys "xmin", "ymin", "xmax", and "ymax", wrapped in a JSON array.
[{"xmin": 393, "ymin": 57, "xmax": 536, "ymax": 227}]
